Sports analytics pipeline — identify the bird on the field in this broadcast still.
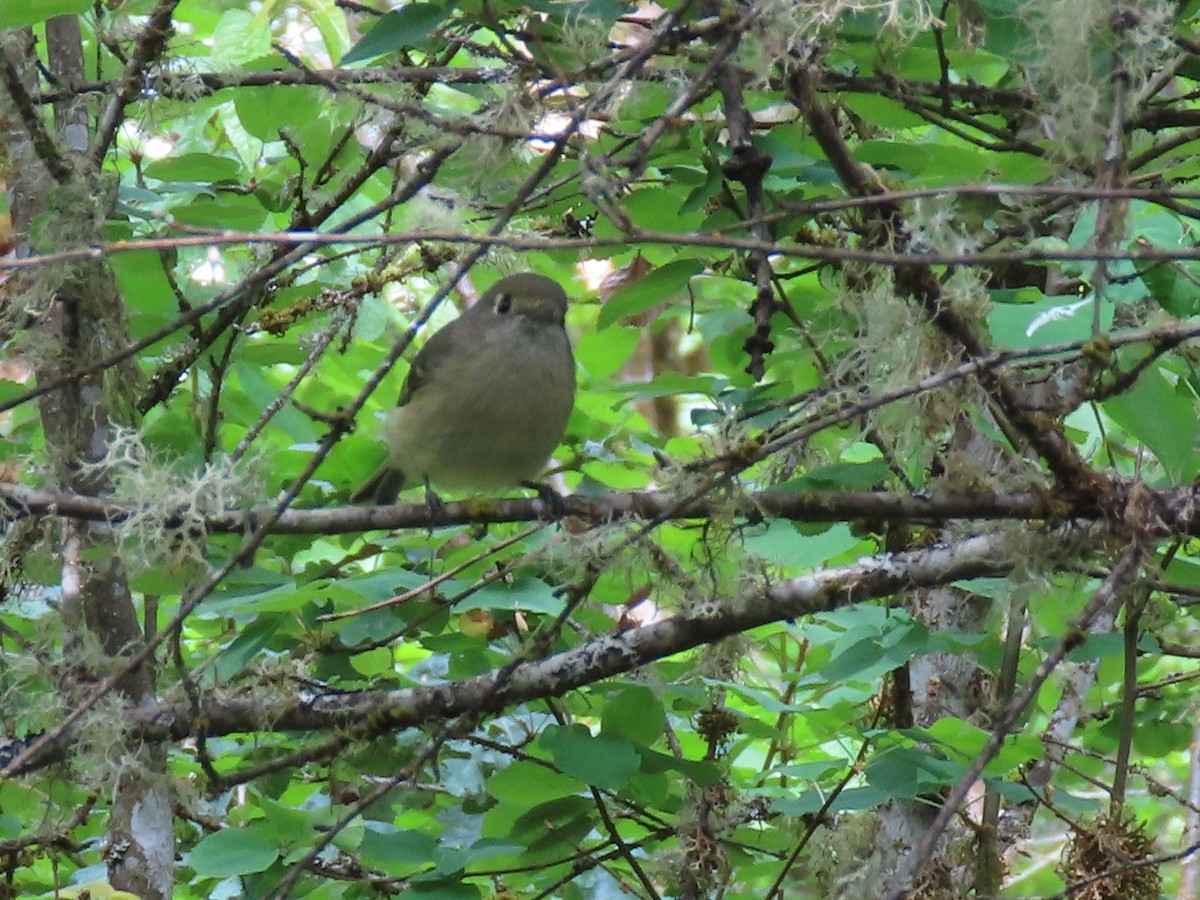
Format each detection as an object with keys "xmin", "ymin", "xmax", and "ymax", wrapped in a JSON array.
[{"xmin": 352, "ymin": 272, "xmax": 576, "ymax": 505}]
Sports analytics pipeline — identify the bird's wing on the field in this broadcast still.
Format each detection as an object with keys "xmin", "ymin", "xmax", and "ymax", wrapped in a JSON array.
[{"xmin": 397, "ymin": 319, "xmax": 462, "ymax": 407}]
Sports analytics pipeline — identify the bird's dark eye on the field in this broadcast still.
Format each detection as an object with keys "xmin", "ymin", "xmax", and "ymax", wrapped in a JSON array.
[{"xmin": 495, "ymin": 293, "xmax": 513, "ymax": 314}]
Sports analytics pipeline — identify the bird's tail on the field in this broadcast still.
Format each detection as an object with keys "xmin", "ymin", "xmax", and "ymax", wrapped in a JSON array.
[{"xmin": 351, "ymin": 465, "xmax": 407, "ymax": 505}]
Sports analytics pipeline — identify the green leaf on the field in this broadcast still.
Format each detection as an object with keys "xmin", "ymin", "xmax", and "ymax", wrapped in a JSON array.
[
  {"xmin": 228, "ymin": 362, "xmax": 319, "ymax": 441},
  {"xmin": 1164, "ymin": 555, "xmax": 1200, "ymax": 590},
  {"xmin": 574, "ymin": 325, "xmax": 640, "ymax": 378},
  {"xmin": 1103, "ymin": 357, "xmax": 1200, "ymax": 482},
  {"xmin": 611, "ymin": 372, "xmax": 721, "ymax": 399},
  {"xmin": 1130, "ymin": 204, "xmax": 1184, "ymax": 247},
  {"xmin": 342, "ymin": 5, "xmax": 449, "ymax": 62},
  {"xmin": 1137, "ymin": 260, "xmax": 1200, "ymax": 318},
  {"xmin": 170, "ymin": 195, "xmax": 269, "ymax": 231},
  {"xmin": 866, "ymin": 749, "xmax": 933, "ymax": 798},
  {"xmin": 487, "ymin": 761, "xmax": 582, "ymax": 805},
  {"xmin": 579, "ymin": 458, "xmax": 651, "ymax": 489},
  {"xmin": 987, "ymin": 294, "xmax": 1113, "ymax": 350},
  {"xmin": 110, "ymin": 250, "xmax": 179, "ymax": 335},
  {"xmin": 743, "ymin": 522, "xmax": 865, "ymax": 568},
  {"xmin": 304, "ymin": 0, "xmax": 354, "ymax": 59},
  {"xmin": 540, "ymin": 725, "xmax": 640, "ymax": 790},
  {"xmin": 620, "ymin": 187, "xmax": 707, "ymax": 232},
  {"xmin": 823, "ymin": 786, "xmax": 891, "ymax": 813},
  {"xmin": 772, "ymin": 459, "xmax": 891, "ymax": 491},
  {"xmin": 0, "ymin": 0, "xmax": 89, "ymax": 28},
  {"xmin": 144, "ymin": 153, "xmax": 243, "ymax": 184},
  {"xmin": 0, "ymin": 783, "xmax": 40, "ymax": 830},
  {"xmin": 635, "ymin": 747, "xmax": 721, "ymax": 785},
  {"xmin": 841, "ymin": 94, "xmax": 927, "ymax": 129},
  {"xmin": 820, "ymin": 620, "xmax": 930, "ymax": 683},
  {"xmin": 1132, "ymin": 720, "xmax": 1190, "ymax": 755},
  {"xmin": 204, "ymin": 572, "xmax": 305, "ymax": 616},
  {"xmin": 349, "ymin": 645, "xmax": 394, "ymax": 677},
  {"xmin": 403, "ymin": 881, "xmax": 483, "ymax": 899},
  {"xmin": 855, "ymin": 141, "xmax": 988, "ymax": 184},
  {"xmin": 189, "ymin": 824, "xmax": 279, "ymax": 876},
  {"xmin": 467, "ymin": 576, "xmax": 563, "ymax": 614},
  {"xmin": 234, "ymin": 87, "xmax": 326, "ymax": 142},
  {"xmin": 597, "ymin": 259, "xmax": 705, "ymax": 329},
  {"xmin": 771, "ymin": 788, "xmax": 835, "ymax": 816},
  {"xmin": 974, "ymin": 0, "xmax": 1034, "ymax": 56},
  {"xmin": 508, "ymin": 796, "xmax": 595, "ymax": 851},
  {"xmin": 359, "ymin": 826, "xmax": 438, "ymax": 872},
  {"xmin": 214, "ymin": 613, "xmax": 286, "ymax": 681},
  {"xmin": 1065, "ymin": 632, "xmax": 1125, "ymax": 661},
  {"xmin": 601, "ymin": 685, "xmax": 665, "ymax": 745},
  {"xmin": 207, "ymin": 9, "xmax": 272, "ymax": 67},
  {"xmin": 920, "ymin": 719, "xmax": 1041, "ymax": 774}
]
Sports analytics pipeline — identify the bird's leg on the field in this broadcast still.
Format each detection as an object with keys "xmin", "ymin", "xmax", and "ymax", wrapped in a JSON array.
[
  {"xmin": 423, "ymin": 477, "xmax": 446, "ymax": 529},
  {"xmin": 521, "ymin": 480, "xmax": 566, "ymax": 521}
]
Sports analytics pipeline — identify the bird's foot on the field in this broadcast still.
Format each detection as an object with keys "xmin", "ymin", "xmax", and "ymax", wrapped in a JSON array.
[
  {"xmin": 522, "ymin": 480, "xmax": 566, "ymax": 521},
  {"xmin": 423, "ymin": 479, "xmax": 446, "ymax": 529}
]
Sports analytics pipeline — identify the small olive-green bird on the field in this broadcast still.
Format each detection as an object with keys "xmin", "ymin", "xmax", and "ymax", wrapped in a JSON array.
[{"xmin": 353, "ymin": 273, "xmax": 576, "ymax": 504}]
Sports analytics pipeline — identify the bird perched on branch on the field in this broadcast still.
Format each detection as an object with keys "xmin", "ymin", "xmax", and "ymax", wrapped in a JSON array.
[{"xmin": 353, "ymin": 273, "xmax": 576, "ymax": 505}]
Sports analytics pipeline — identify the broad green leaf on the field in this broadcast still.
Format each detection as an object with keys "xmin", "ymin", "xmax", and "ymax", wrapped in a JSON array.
[
  {"xmin": 403, "ymin": 881, "xmax": 482, "ymax": 899},
  {"xmin": 920, "ymin": 719, "xmax": 1042, "ymax": 774},
  {"xmin": 820, "ymin": 620, "xmax": 930, "ymax": 684},
  {"xmin": 467, "ymin": 576, "xmax": 562, "ymax": 614},
  {"xmin": 304, "ymin": 0, "xmax": 354, "ymax": 59},
  {"xmin": 855, "ymin": 141, "xmax": 988, "ymax": 184},
  {"xmin": 189, "ymin": 825, "xmax": 278, "ymax": 876},
  {"xmin": 207, "ymin": 9, "xmax": 272, "ymax": 67},
  {"xmin": 0, "ymin": 783, "xmax": 40, "ymax": 830},
  {"xmin": 1132, "ymin": 720, "xmax": 1190, "ymax": 755},
  {"xmin": 772, "ymin": 788, "xmax": 837, "ymax": 816},
  {"xmin": 540, "ymin": 725, "xmax": 640, "ymax": 790},
  {"xmin": 975, "ymin": 0, "xmax": 1034, "ymax": 56},
  {"xmin": 620, "ymin": 186, "xmax": 707, "ymax": 232},
  {"xmin": 228, "ymin": 362, "xmax": 319, "ymax": 442},
  {"xmin": 597, "ymin": 259, "xmax": 705, "ymax": 329},
  {"xmin": 110, "ymin": 250, "xmax": 179, "ymax": 335},
  {"xmin": 1103, "ymin": 357, "xmax": 1200, "ymax": 482},
  {"xmin": 359, "ymin": 826, "xmax": 438, "ymax": 872},
  {"xmin": 574, "ymin": 325, "xmax": 640, "ymax": 377},
  {"xmin": 611, "ymin": 372, "xmax": 721, "ymax": 399},
  {"xmin": 579, "ymin": 460, "xmax": 651, "ymax": 490},
  {"xmin": 601, "ymin": 685, "xmax": 665, "ymax": 746},
  {"xmin": 0, "ymin": 0, "xmax": 89, "ymax": 27},
  {"xmin": 1164, "ymin": 555, "xmax": 1200, "ymax": 589},
  {"xmin": 170, "ymin": 195, "xmax": 270, "ymax": 231},
  {"xmin": 508, "ymin": 796, "xmax": 595, "ymax": 851},
  {"xmin": 825, "ymin": 786, "xmax": 891, "ymax": 813},
  {"xmin": 842, "ymin": 94, "xmax": 927, "ymax": 129},
  {"xmin": 776, "ymin": 758, "xmax": 850, "ymax": 781},
  {"xmin": 743, "ymin": 522, "xmax": 865, "ymax": 569},
  {"xmin": 866, "ymin": 749, "xmax": 935, "ymax": 798},
  {"xmin": 1130, "ymin": 204, "xmax": 1184, "ymax": 247},
  {"xmin": 487, "ymin": 761, "xmax": 582, "ymax": 805},
  {"xmin": 214, "ymin": 613, "xmax": 286, "ymax": 681},
  {"xmin": 144, "ymin": 153, "xmax": 243, "ymax": 184},
  {"xmin": 987, "ymin": 294, "xmax": 1113, "ymax": 350},
  {"xmin": 234, "ymin": 87, "xmax": 326, "ymax": 142},
  {"xmin": 635, "ymin": 747, "xmax": 720, "ymax": 785},
  {"xmin": 1065, "ymin": 632, "xmax": 1125, "ymax": 661},
  {"xmin": 772, "ymin": 459, "xmax": 891, "ymax": 491},
  {"xmin": 1137, "ymin": 260, "xmax": 1200, "ymax": 318},
  {"xmin": 342, "ymin": 5, "xmax": 449, "ymax": 62},
  {"xmin": 349, "ymin": 645, "xmax": 394, "ymax": 677}
]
